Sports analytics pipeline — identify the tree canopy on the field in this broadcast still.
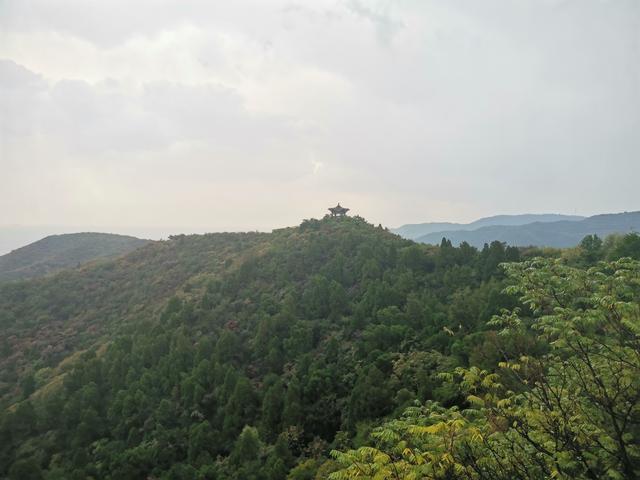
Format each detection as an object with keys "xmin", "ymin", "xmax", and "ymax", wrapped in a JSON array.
[{"xmin": 1, "ymin": 217, "xmax": 638, "ymax": 479}]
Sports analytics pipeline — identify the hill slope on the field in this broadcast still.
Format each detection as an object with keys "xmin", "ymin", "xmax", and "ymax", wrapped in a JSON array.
[
  {"xmin": 0, "ymin": 231, "xmax": 269, "ymax": 402},
  {"xmin": 0, "ymin": 232, "xmax": 150, "ymax": 282},
  {"xmin": 0, "ymin": 216, "xmax": 528, "ymax": 479},
  {"xmin": 393, "ymin": 214, "xmax": 584, "ymax": 240},
  {"xmin": 417, "ymin": 211, "xmax": 640, "ymax": 247}
]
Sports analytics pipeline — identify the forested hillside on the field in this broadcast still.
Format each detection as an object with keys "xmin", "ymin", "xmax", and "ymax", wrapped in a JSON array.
[
  {"xmin": 1, "ymin": 217, "xmax": 639, "ymax": 479},
  {"xmin": 330, "ymin": 256, "xmax": 640, "ymax": 479},
  {"xmin": 0, "ymin": 231, "xmax": 269, "ymax": 406},
  {"xmin": 0, "ymin": 233, "xmax": 150, "ymax": 282}
]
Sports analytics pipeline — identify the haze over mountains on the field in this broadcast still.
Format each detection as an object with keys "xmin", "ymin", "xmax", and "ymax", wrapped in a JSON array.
[
  {"xmin": 393, "ymin": 211, "xmax": 640, "ymax": 248},
  {"xmin": 392, "ymin": 214, "xmax": 585, "ymax": 240}
]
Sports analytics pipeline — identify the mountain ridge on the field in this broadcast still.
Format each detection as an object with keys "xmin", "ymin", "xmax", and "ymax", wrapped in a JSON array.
[
  {"xmin": 417, "ymin": 211, "xmax": 640, "ymax": 247},
  {"xmin": 0, "ymin": 232, "xmax": 150, "ymax": 282},
  {"xmin": 393, "ymin": 213, "xmax": 584, "ymax": 240}
]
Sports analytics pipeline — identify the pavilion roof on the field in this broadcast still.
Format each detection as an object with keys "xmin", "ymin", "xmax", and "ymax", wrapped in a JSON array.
[{"xmin": 329, "ymin": 204, "xmax": 349, "ymax": 212}]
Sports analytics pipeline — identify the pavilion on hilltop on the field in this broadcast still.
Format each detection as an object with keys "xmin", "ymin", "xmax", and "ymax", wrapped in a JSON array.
[{"xmin": 328, "ymin": 203, "xmax": 350, "ymax": 217}]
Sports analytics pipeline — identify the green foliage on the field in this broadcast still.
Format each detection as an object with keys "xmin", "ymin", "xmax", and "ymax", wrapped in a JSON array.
[
  {"xmin": 348, "ymin": 366, "xmax": 394, "ymax": 427},
  {"xmin": 7, "ymin": 218, "xmax": 633, "ymax": 478},
  {"xmin": 0, "ymin": 232, "xmax": 149, "ymax": 283},
  {"xmin": 579, "ymin": 233, "xmax": 603, "ymax": 264},
  {"xmin": 0, "ymin": 231, "xmax": 269, "ymax": 406},
  {"xmin": 331, "ymin": 257, "xmax": 640, "ymax": 479},
  {"xmin": 607, "ymin": 232, "xmax": 640, "ymax": 260}
]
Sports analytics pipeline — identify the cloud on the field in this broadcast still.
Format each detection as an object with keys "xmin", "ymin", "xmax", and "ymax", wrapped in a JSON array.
[
  {"xmin": 345, "ymin": 0, "xmax": 404, "ymax": 45},
  {"xmin": 0, "ymin": 0, "xmax": 639, "ymax": 230},
  {"xmin": 0, "ymin": 60, "xmax": 48, "ymax": 137}
]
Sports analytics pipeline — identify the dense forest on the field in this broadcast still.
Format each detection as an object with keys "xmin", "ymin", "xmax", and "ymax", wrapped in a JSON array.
[{"xmin": 1, "ymin": 217, "xmax": 639, "ymax": 479}]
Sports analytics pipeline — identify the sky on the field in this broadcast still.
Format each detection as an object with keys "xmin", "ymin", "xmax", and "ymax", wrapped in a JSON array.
[{"xmin": 1, "ymin": 0, "xmax": 639, "ymax": 235}]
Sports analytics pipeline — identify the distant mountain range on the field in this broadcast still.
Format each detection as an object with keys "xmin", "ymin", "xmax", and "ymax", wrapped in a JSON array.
[
  {"xmin": 0, "ymin": 232, "xmax": 150, "ymax": 282},
  {"xmin": 392, "ymin": 214, "xmax": 585, "ymax": 240},
  {"xmin": 413, "ymin": 211, "xmax": 640, "ymax": 248}
]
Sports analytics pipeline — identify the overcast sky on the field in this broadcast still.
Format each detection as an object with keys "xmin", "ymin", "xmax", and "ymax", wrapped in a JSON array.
[{"xmin": 1, "ymin": 0, "xmax": 639, "ymax": 233}]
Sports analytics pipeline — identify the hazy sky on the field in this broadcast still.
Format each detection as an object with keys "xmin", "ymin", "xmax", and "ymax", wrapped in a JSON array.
[{"xmin": 1, "ymin": 0, "xmax": 639, "ymax": 232}]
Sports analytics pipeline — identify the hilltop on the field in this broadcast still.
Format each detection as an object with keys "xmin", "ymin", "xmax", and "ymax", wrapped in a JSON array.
[{"xmin": 0, "ymin": 232, "xmax": 150, "ymax": 282}]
